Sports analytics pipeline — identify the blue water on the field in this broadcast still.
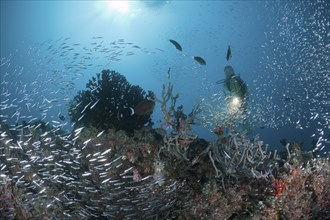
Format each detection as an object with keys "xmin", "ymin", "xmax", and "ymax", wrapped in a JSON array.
[{"xmin": 1, "ymin": 1, "xmax": 329, "ymax": 154}]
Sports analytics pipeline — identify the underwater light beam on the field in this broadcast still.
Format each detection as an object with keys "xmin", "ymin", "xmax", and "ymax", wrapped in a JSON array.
[{"xmin": 107, "ymin": 1, "xmax": 130, "ymax": 14}]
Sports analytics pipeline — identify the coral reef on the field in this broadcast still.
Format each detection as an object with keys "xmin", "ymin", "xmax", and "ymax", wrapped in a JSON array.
[
  {"xmin": 208, "ymin": 128, "xmax": 275, "ymax": 188},
  {"xmin": 0, "ymin": 118, "xmax": 330, "ymax": 219},
  {"xmin": 187, "ymin": 139, "xmax": 330, "ymax": 220},
  {"xmin": 68, "ymin": 69, "xmax": 155, "ymax": 134},
  {"xmin": 158, "ymin": 81, "xmax": 202, "ymax": 162},
  {"xmin": 1, "ymin": 74, "xmax": 329, "ymax": 219}
]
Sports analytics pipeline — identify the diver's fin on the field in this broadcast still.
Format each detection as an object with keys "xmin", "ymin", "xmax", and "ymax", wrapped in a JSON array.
[{"xmin": 216, "ymin": 79, "xmax": 226, "ymax": 84}]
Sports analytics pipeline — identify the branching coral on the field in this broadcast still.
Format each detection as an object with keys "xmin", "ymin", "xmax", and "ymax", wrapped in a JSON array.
[
  {"xmin": 160, "ymin": 81, "xmax": 202, "ymax": 134},
  {"xmin": 208, "ymin": 129, "xmax": 274, "ymax": 188},
  {"xmin": 158, "ymin": 80, "xmax": 202, "ymax": 161},
  {"xmin": 160, "ymin": 82, "xmax": 179, "ymax": 123},
  {"xmin": 68, "ymin": 69, "xmax": 155, "ymax": 134}
]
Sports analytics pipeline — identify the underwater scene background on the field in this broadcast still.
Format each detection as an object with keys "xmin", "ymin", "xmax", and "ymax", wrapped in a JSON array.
[{"xmin": 1, "ymin": 1, "xmax": 329, "ymax": 219}]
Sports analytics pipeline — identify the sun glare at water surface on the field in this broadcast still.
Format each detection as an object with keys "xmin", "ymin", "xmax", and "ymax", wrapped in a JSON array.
[{"xmin": 107, "ymin": 1, "xmax": 130, "ymax": 15}]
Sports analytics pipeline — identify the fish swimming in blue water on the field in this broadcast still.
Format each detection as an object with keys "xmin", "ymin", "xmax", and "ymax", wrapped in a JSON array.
[
  {"xmin": 193, "ymin": 56, "xmax": 206, "ymax": 65},
  {"xmin": 169, "ymin": 39, "xmax": 182, "ymax": 51},
  {"xmin": 226, "ymin": 45, "xmax": 232, "ymax": 61}
]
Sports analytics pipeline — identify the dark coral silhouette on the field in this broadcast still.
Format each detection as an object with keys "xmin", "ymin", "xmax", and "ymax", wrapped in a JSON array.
[{"xmin": 68, "ymin": 69, "xmax": 154, "ymax": 134}]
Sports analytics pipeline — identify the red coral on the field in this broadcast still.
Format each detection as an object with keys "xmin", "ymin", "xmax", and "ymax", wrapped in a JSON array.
[{"xmin": 273, "ymin": 179, "xmax": 288, "ymax": 197}]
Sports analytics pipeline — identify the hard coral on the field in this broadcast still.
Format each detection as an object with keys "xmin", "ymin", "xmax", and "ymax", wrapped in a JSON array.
[{"xmin": 68, "ymin": 69, "xmax": 154, "ymax": 134}]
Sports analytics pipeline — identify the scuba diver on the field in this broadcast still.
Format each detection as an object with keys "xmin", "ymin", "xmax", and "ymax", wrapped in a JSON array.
[
  {"xmin": 217, "ymin": 65, "xmax": 249, "ymax": 129},
  {"xmin": 223, "ymin": 65, "xmax": 248, "ymax": 103}
]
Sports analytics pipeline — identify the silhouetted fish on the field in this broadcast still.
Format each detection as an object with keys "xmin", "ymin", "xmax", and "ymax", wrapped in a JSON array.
[
  {"xmin": 134, "ymin": 100, "xmax": 155, "ymax": 116},
  {"xmin": 59, "ymin": 115, "xmax": 65, "ymax": 121},
  {"xmin": 226, "ymin": 45, "xmax": 232, "ymax": 61},
  {"xmin": 169, "ymin": 39, "xmax": 182, "ymax": 51},
  {"xmin": 193, "ymin": 56, "xmax": 206, "ymax": 65}
]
